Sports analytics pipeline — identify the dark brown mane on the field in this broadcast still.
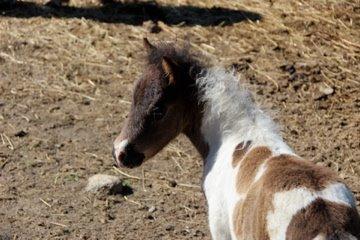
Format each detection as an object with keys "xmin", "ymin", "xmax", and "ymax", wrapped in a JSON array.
[{"xmin": 145, "ymin": 42, "xmax": 205, "ymax": 82}]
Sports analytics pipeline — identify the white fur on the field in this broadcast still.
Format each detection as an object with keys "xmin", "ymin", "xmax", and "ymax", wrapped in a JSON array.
[
  {"xmin": 197, "ymin": 68, "xmax": 293, "ymax": 240},
  {"xmin": 114, "ymin": 139, "xmax": 128, "ymax": 159},
  {"xmin": 202, "ymin": 135, "xmax": 243, "ymax": 240},
  {"xmin": 266, "ymin": 183, "xmax": 355, "ymax": 240},
  {"xmin": 320, "ymin": 182, "xmax": 356, "ymax": 207},
  {"xmin": 197, "ymin": 68, "xmax": 293, "ymax": 156},
  {"xmin": 194, "ymin": 68, "xmax": 357, "ymax": 240}
]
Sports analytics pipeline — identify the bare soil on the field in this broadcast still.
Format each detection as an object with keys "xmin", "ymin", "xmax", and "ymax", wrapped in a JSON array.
[{"xmin": 0, "ymin": 0, "xmax": 359, "ymax": 239}]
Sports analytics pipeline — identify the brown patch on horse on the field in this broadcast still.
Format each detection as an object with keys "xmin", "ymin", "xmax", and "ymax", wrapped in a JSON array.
[
  {"xmin": 233, "ymin": 201, "xmax": 243, "ymax": 237},
  {"xmin": 263, "ymin": 154, "xmax": 340, "ymax": 192},
  {"xmin": 286, "ymin": 198, "xmax": 360, "ymax": 240},
  {"xmin": 233, "ymin": 180, "xmax": 271, "ymax": 240},
  {"xmin": 233, "ymin": 154, "xmax": 347, "ymax": 240},
  {"xmin": 232, "ymin": 141, "xmax": 252, "ymax": 167},
  {"xmin": 236, "ymin": 146, "xmax": 272, "ymax": 193}
]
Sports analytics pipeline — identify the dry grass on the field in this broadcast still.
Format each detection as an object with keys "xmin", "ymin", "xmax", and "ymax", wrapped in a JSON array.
[{"xmin": 0, "ymin": 0, "xmax": 359, "ymax": 239}]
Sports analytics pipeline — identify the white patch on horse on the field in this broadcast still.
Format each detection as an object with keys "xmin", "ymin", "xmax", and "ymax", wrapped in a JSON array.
[
  {"xmin": 197, "ymin": 68, "xmax": 295, "ymax": 239},
  {"xmin": 113, "ymin": 139, "xmax": 128, "ymax": 159},
  {"xmin": 319, "ymin": 182, "xmax": 356, "ymax": 207},
  {"xmin": 197, "ymin": 68, "xmax": 293, "ymax": 155},
  {"xmin": 266, "ymin": 182, "xmax": 355, "ymax": 240}
]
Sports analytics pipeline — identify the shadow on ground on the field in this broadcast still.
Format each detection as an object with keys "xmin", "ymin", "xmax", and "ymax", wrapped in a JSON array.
[{"xmin": 0, "ymin": 1, "xmax": 262, "ymax": 26}]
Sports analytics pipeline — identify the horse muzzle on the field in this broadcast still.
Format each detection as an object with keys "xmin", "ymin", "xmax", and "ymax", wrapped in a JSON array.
[{"xmin": 112, "ymin": 140, "xmax": 145, "ymax": 168}]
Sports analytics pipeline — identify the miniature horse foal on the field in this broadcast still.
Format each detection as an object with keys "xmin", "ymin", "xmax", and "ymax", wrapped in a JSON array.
[{"xmin": 113, "ymin": 39, "xmax": 360, "ymax": 240}]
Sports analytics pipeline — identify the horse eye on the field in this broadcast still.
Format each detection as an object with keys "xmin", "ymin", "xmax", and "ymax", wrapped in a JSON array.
[{"xmin": 153, "ymin": 105, "xmax": 166, "ymax": 121}]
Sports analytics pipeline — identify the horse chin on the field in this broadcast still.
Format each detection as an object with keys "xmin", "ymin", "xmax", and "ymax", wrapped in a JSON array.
[
  {"xmin": 121, "ymin": 161, "xmax": 143, "ymax": 169},
  {"xmin": 118, "ymin": 151, "xmax": 145, "ymax": 169}
]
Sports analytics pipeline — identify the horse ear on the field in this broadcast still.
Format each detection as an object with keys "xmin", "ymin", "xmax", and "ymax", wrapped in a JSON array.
[
  {"xmin": 161, "ymin": 57, "xmax": 178, "ymax": 86},
  {"xmin": 143, "ymin": 38, "xmax": 155, "ymax": 52}
]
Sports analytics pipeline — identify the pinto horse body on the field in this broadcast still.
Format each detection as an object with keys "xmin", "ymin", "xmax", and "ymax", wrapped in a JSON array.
[{"xmin": 113, "ymin": 39, "xmax": 360, "ymax": 240}]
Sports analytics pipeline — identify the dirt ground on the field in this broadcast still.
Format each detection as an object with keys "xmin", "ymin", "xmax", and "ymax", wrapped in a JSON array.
[{"xmin": 0, "ymin": 0, "xmax": 359, "ymax": 239}]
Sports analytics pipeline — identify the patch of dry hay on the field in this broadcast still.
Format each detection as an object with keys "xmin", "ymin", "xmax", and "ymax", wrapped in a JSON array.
[{"xmin": 0, "ymin": 0, "xmax": 359, "ymax": 238}]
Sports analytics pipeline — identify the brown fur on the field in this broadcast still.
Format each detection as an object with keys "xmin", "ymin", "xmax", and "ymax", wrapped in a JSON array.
[
  {"xmin": 232, "ymin": 141, "xmax": 252, "ymax": 167},
  {"xmin": 233, "ymin": 154, "xmax": 355, "ymax": 240},
  {"xmin": 286, "ymin": 199, "xmax": 360, "ymax": 240},
  {"xmin": 234, "ymin": 180, "xmax": 271, "ymax": 240},
  {"xmin": 114, "ymin": 39, "xmax": 209, "ymax": 167},
  {"xmin": 235, "ymin": 146, "xmax": 272, "ymax": 193},
  {"xmin": 263, "ymin": 154, "xmax": 340, "ymax": 192}
]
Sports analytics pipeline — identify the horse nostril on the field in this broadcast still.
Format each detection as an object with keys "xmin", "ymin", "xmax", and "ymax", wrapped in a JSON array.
[
  {"xmin": 113, "ymin": 142, "xmax": 144, "ymax": 168},
  {"xmin": 122, "ymin": 144, "xmax": 145, "ymax": 168},
  {"xmin": 114, "ymin": 151, "xmax": 126, "ymax": 168}
]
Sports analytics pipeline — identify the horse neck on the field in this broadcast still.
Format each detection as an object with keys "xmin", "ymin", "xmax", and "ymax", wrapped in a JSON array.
[
  {"xmin": 200, "ymin": 106, "xmax": 293, "ymax": 158},
  {"xmin": 183, "ymin": 68, "xmax": 293, "ymax": 164}
]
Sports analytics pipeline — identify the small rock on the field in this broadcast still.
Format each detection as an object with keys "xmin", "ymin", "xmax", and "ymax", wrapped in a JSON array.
[
  {"xmin": 55, "ymin": 143, "xmax": 64, "ymax": 149},
  {"xmin": 165, "ymin": 224, "xmax": 175, "ymax": 231},
  {"xmin": 319, "ymin": 84, "xmax": 334, "ymax": 96},
  {"xmin": 85, "ymin": 174, "xmax": 133, "ymax": 196},
  {"xmin": 313, "ymin": 83, "xmax": 334, "ymax": 100},
  {"xmin": 82, "ymin": 98, "xmax": 91, "ymax": 105},
  {"xmin": 148, "ymin": 206, "xmax": 156, "ymax": 213},
  {"xmin": 85, "ymin": 174, "xmax": 121, "ymax": 193},
  {"xmin": 99, "ymin": 217, "xmax": 106, "ymax": 224}
]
